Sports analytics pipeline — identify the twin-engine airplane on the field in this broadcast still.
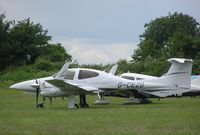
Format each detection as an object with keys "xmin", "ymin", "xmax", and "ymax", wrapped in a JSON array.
[
  {"xmin": 119, "ymin": 70, "xmax": 200, "ymax": 98},
  {"xmin": 9, "ymin": 58, "xmax": 193, "ymax": 109}
]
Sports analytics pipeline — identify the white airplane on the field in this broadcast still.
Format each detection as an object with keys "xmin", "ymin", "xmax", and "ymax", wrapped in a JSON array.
[
  {"xmin": 119, "ymin": 67, "xmax": 200, "ymax": 98},
  {"xmin": 9, "ymin": 58, "xmax": 193, "ymax": 109}
]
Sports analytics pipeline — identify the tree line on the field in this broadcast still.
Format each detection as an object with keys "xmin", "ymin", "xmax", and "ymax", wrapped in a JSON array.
[
  {"xmin": 0, "ymin": 13, "xmax": 71, "ymax": 71},
  {"xmin": 0, "ymin": 12, "xmax": 200, "ymax": 76}
]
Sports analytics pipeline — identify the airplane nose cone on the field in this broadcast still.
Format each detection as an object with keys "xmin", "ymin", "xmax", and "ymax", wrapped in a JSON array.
[
  {"xmin": 9, "ymin": 84, "xmax": 20, "ymax": 89},
  {"xmin": 9, "ymin": 80, "xmax": 36, "ymax": 92}
]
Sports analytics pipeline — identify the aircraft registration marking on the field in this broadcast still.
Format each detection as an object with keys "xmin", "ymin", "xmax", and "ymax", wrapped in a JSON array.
[{"xmin": 118, "ymin": 82, "xmax": 144, "ymax": 89}]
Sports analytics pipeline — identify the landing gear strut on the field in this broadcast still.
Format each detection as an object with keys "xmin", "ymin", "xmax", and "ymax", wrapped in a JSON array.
[
  {"xmin": 67, "ymin": 94, "xmax": 89, "ymax": 109},
  {"xmin": 36, "ymin": 103, "xmax": 44, "ymax": 108},
  {"xmin": 94, "ymin": 92, "xmax": 110, "ymax": 105},
  {"xmin": 79, "ymin": 94, "xmax": 89, "ymax": 108},
  {"xmin": 123, "ymin": 97, "xmax": 152, "ymax": 105}
]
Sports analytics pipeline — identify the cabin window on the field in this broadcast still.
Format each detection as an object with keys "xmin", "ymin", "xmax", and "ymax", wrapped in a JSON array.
[
  {"xmin": 136, "ymin": 78, "xmax": 144, "ymax": 80},
  {"xmin": 121, "ymin": 76, "xmax": 135, "ymax": 80},
  {"xmin": 64, "ymin": 70, "xmax": 75, "ymax": 80},
  {"xmin": 78, "ymin": 70, "xmax": 99, "ymax": 79}
]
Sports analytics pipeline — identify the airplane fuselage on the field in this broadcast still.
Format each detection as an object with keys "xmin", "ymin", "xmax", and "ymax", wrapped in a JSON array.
[{"xmin": 10, "ymin": 68, "xmax": 190, "ymax": 98}]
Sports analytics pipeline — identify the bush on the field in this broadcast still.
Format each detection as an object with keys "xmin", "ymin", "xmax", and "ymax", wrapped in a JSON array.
[
  {"xmin": 35, "ymin": 58, "xmax": 53, "ymax": 71},
  {"xmin": 38, "ymin": 44, "xmax": 71, "ymax": 62}
]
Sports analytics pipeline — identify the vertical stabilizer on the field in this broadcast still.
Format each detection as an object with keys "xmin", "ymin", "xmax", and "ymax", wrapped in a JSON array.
[
  {"xmin": 148, "ymin": 58, "xmax": 193, "ymax": 97},
  {"xmin": 162, "ymin": 58, "xmax": 193, "ymax": 90}
]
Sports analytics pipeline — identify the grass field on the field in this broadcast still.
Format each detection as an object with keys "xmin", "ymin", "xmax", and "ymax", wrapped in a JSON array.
[{"xmin": 0, "ymin": 84, "xmax": 200, "ymax": 135}]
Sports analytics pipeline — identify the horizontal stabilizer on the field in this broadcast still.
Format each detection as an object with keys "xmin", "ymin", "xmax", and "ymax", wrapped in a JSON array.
[{"xmin": 167, "ymin": 58, "xmax": 193, "ymax": 64}]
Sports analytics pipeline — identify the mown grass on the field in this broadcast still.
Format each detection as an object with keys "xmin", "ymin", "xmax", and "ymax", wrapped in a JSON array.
[{"xmin": 0, "ymin": 84, "xmax": 200, "ymax": 135}]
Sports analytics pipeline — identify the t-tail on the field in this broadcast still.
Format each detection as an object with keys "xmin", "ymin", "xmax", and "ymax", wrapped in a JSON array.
[
  {"xmin": 144, "ymin": 58, "xmax": 193, "ymax": 97},
  {"xmin": 162, "ymin": 58, "xmax": 193, "ymax": 89}
]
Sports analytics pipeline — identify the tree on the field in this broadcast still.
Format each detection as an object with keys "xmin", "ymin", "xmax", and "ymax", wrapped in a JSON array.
[
  {"xmin": 0, "ymin": 15, "xmax": 52, "ymax": 69},
  {"xmin": 38, "ymin": 43, "xmax": 72, "ymax": 62},
  {"xmin": 9, "ymin": 18, "xmax": 51, "ymax": 65},
  {"xmin": 132, "ymin": 12, "xmax": 200, "ymax": 75},
  {"xmin": 0, "ymin": 13, "xmax": 12, "ymax": 69},
  {"xmin": 133, "ymin": 12, "xmax": 200, "ymax": 61},
  {"xmin": 0, "ymin": 14, "xmax": 72, "ymax": 71}
]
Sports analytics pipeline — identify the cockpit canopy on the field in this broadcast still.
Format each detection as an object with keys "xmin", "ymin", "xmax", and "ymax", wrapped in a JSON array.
[
  {"xmin": 64, "ymin": 69, "xmax": 99, "ymax": 80},
  {"xmin": 121, "ymin": 76, "xmax": 135, "ymax": 80},
  {"xmin": 121, "ymin": 75, "xmax": 144, "ymax": 80},
  {"xmin": 64, "ymin": 70, "xmax": 76, "ymax": 80},
  {"xmin": 78, "ymin": 70, "xmax": 99, "ymax": 79}
]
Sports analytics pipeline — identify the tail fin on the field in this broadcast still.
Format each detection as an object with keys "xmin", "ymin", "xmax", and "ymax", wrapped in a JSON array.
[
  {"xmin": 148, "ymin": 58, "xmax": 193, "ymax": 97},
  {"xmin": 161, "ymin": 58, "xmax": 193, "ymax": 90}
]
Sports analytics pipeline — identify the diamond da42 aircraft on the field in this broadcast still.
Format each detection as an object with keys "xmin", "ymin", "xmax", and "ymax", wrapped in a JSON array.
[
  {"xmin": 9, "ymin": 58, "xmax": 193, "ymax": 109},
  {"xmin": 118, "ymin": 72, "xmax": 200, "ymax": 98}
]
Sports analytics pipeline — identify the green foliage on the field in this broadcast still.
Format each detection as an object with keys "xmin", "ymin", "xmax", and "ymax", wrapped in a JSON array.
[
  {"xmin": 39, "ymin": 44, "xmax": 71, "ymax": 62},
  {"xmin": 133, "ymin": 12, "xmax": 200, "ymax": 61},
  {"xmin": 0, "ymin": 13, "xmax": 71, "ymax": 71},
  {"xmin": 131, "ymin": 12, "xmax": 200, "ymax": 75},
  {"xmin": 0, "ymin": 13, "xmax": 12, "ymax": 69},
  {"xmin": 0, "ymin": 14, "xmax": 51, "ymax": 69},
  {"xmin": 117, "ymin": 59, "xmax": 131, "ymax": 74},
  {"xmin": 0, "ymin": 62, "xmax": 65, "ymax": 82},
  {"xmin": 142, "ymin": 56, "xmax": 169, "ymax": 76},
  {"xmin": 35, "ymin": 58, "xmax": 53, "ymax": 71},
  {"xmin": 193, "ymin": 59, "xmax": 200, "ymax": 75},
  {"xmin": 116, "ymin": 58, "xmax": 169, "ymax": 76}
]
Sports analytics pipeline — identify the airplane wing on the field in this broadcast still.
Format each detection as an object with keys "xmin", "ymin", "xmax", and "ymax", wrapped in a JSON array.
[
  {"xmin": 104, "ymin": 89, "xmax": 158, "ymax": 98},
  {"xmin": 46, "ymin": 79, "xmax": 99, "ymax": 93}
]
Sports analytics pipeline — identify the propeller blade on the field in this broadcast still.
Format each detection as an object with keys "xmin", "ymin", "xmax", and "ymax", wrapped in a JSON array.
[
  {"xmin": 36, "ymin": 79, "xmax": 39, "ymax": 108},
  {"xmin": 49, "ymin": 97, "xmax": 52, "ymax": 105}
]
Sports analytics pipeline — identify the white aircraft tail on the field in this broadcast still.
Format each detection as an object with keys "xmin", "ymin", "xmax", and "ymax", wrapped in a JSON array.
[
  {"xmin": 160, "ymin": 58, "xmax": 193, "ymax": 90},
  {"xmin": 148, "ymin": 58, "xmax": 193, "ymax": 97}
]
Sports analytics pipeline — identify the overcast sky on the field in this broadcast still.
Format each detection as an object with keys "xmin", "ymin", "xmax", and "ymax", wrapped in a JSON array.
[{"xmin": 1, "ymin": 0, "xmax": 200, "ymax": 64}]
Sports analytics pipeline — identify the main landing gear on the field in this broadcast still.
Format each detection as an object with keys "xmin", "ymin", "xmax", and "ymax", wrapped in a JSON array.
[
  {"xmin": 67, "ymin": 94, "xmax": 89, "ymax": 109},
  {"xmin": 79, "ymin": 94, "xmax": 89, "ymax": 108},
  {"xmin": 123, "ymin": 97, "xmax": 152, "ymax": 105},
  {"xmin": 36, "ymin": 103, "xmax": 44, "ymax": 108},
  {"xmin": 94, "ymin": 92, "xmax": 110, "ymax": 105}
]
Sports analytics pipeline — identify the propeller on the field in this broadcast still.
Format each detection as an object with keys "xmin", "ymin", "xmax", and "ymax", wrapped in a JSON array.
[
  {"xmin": 35, "ymin": 79, "xmax": 44, "ymax": 108},
  {"xmin": 49, "ymin": 97, "xmax": 52, "ymax": 104},
  {"xmin": 35, "ymin": 79, "xmax": 39, "ymax": 108}
]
